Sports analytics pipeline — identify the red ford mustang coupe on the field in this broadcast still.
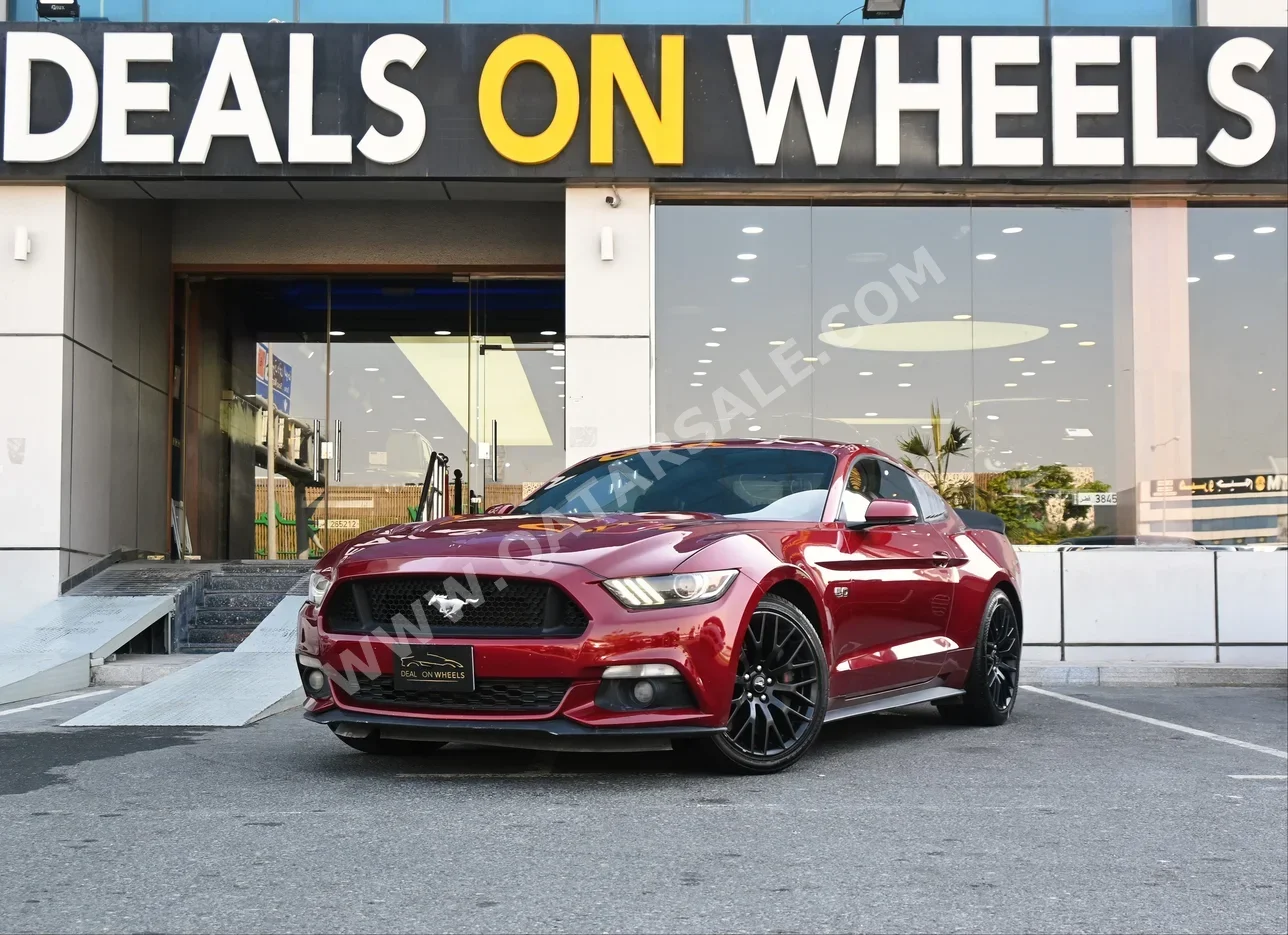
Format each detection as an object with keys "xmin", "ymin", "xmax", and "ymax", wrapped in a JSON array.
[{"xmin": 297, "ymin": 440, "xmax": 1022, "ymax": 773}]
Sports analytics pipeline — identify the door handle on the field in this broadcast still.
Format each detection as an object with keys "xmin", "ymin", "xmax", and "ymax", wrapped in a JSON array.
[
  {"xmin": 333, "ymin": 419, "xmax": 343, "ymax": 482},
  {"xmin": 311, "ymin": 418, "xmax": 322, "ymax": 482}
]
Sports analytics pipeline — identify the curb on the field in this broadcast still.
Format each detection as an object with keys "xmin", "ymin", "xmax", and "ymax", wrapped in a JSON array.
[
  {"xmin": 91, "ymin": 654, "xmax": 205, "ymax": 687},
  {"xmin": 1022, "ymin": 663, "xmax": 1288, "ymax": 688}
]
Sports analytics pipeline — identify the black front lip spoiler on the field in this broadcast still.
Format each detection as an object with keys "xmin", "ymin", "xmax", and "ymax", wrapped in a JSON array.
[{"xmin": 305, "ymin": 707, "xmax": 724, "ymax": 753}]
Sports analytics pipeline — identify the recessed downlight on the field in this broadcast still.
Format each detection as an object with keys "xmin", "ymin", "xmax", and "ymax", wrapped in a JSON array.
[
  {"xmin": 865, "ymin": 412, "xmax": 878, "ymax": 417},
  {"xmin": 711, "ymin": 327, "xmax": 727, "ymax": 332},
  {"xmin": 551, "ymin": 366, "xmax": 565, "ymax": 371},
  {"xmin": 1079, "ymin": 341, "xmax": 1096, "ymax": 347},
  {"xmin": 690, "ymin": 382, "xmax": 703, "ymax": 387},
  {"xmin": 698, "ymin": 359, "xmax": 712, "ymax": 364},
  {"xmin": 329, "ymin": 330, "xmax": 345, "ymax": 336},
  {"xmin": 364, "ymin": 367, "xmax": 379, "ymax": 372},
  {"xmin": 1021, "ymin": 371, "xmax": 1036, "ymax": 376},
  {"xmin": 898, "ymin": 362, "xmax": 914, "ymax": 368},
  {"xmin": 975, "ymin": 253, "xmax": 997, "ymax": 261},
  {"xmin": 1253, "ymin": 226, "xmax": 1277, "ymax": 234},
  {"xmin": 1187, "ymin": 276, "xmax": 1200, "ymax": 283},
  {"xmin": 1004, "ymin": 382, "xmax": 1018, "ymax": 387},
  {"xmin": 693, "ymin": 371, "xmax": 707, "ymax": 376},
  {"xmin": 1214, "ymin": 253, "xmax": 1235, "ymax": 261},
  {"xmin": 768, "ymin": 340, "xmax": 785, "ymax": 346},
  {"xmin": 748, "ymin": 424, "xmax": 762, "ymax": 431},
  {"xmin": 705, "ymin": 342, "xmax": 721, "ymax": 347},
  {"xmin": 859, "ymin": 371, "xmax": 873, "ymax": 376},
  {"xmin": 731, "ymin": 276, "xmax": 750, "ymax": 283},
  {"xmin": 391, "ymin": 395, "xmax": 405, "ymax": 399},
  {"xmin": 742, "ymin": 226, "xmax": 763, "ymax": 234},
  {"xmin": 898, "ymin": 382, "xmax": 912, "ymax": 388},
  {"xmin": 737, "ymin": 253, "xmax": 757, "ymax": 260},
  {"xmin": 986, "ymin": 414, "xmax": 1000, "ymax": 420},
  {"xmin": 1041, "ymin": 360, "xmax": 1055, "ymax": 364},
  {"xmin": 803, "ymin": 357, "xmax": 819, "ymax": 362},
  {"xmin": 1059, "ymin": 322, "xmax": 1078, "ymax": 328},
  {"xmin": 541, "ymin": 330, "xmax": 557, "ymax": 336},
  {"xmin": 1009, "ymin": 357, "xmax": 1025, "ymax": 362},
  {"xmin": 1002, "ymin": 227, "xmax": 1023, "ymax": 234},
  {"xmin": 434, "ymin": 330, "xmax": 451, "ymax": 336},
  {"xmin": 953, "ymin": 314, "xmax": 972, "ymax": 320}
]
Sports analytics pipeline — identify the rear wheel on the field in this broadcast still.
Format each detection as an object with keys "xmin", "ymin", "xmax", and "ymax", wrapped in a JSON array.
[
  {"xmin": 678, "ymin": 594, "xmax": 828, "ymax": 774},
  {"xmin": 938, "ymin": 589, "xmax": 1020, "ymax": 726},
  {"xmin": 331, "ymin": 728, "xmax": 447, "ymax": 756}
]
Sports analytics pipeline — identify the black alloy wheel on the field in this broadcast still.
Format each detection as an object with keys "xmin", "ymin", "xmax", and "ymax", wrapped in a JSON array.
[
  {"xmin": 678, "ymin": 594, "xmax": 829, "ymax": 774},
  {"xmin": 938, "ymin": 589, "xmax": 1021, "ymax": 726}
]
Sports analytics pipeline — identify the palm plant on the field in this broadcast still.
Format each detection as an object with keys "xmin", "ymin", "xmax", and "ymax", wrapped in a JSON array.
[{"xmin": 897, "ymin": 402, "xmax": 971, "ymax": 495}]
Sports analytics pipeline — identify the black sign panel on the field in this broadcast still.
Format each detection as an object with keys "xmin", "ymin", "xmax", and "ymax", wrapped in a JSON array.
[
  {"xmin": 1151, "ymin": 474, "xmax": 1288, "ymax": 497},
  {"xmin": 0, "ymin": 24, "xmax": 1283, "ymax": 182}
]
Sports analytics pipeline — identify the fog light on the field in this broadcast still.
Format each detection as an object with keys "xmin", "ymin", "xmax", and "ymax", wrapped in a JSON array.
[
  {"xmin": 306, "ymin": 670, "xmax": 326, "ymax": 693},
  {"xmin": 631, "ymin": 680, "xmax": 656, "ymax": 706}
]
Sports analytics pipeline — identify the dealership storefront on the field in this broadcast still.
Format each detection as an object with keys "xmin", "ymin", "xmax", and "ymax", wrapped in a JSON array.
[{"xmin": 1, "ymin": 19, "xmax": 1285, "ymax": 659}]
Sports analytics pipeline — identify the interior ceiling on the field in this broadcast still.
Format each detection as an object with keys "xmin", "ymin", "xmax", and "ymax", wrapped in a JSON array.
[{"xmin": 67, "ymin": 179, "xmax": 567, "ymax": 202}]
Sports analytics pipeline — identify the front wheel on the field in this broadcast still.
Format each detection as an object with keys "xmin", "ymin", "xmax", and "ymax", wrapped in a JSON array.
[
  {"xmin": 678, "ymin": 594, "xmax": 828, "ymax": 774},
  {"xmin": 331, "ymin": 728, "xmax": 447, "ymax": 756},
  {"xmin": 938, "ymin": 589, "xmax": 1021, "ymax": 727}
]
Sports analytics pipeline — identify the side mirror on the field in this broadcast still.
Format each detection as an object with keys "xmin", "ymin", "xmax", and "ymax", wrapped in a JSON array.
[
  {"xmin": 485, "ymin": 503, "xmax": 516, "ymax": 515},
  {"xmin": 847, "ymin": 498, "xmax": 918, "ymax": 530}
]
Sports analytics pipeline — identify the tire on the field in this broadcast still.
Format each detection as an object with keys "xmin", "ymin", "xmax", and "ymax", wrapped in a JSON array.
[
  {"xmin": 677, "ymin": 594, "xmax": 829, "ymax": 774},
  {"xmin": 938, "ymin": 589, "xmax": 1021, "ymax": 727},
  {"xmin": 331, "ymin": 728, "xmax": 447, "ymax": 756}
]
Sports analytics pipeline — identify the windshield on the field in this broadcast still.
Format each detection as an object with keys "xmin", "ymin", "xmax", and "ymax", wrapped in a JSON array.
[{"xmin": 514, "ymin": 446, "xmax": 838, "ymax": 522}]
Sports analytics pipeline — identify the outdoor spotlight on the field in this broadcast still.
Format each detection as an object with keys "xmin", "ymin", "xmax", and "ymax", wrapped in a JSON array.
[
  {"xmin": 37, "ymin": 2, "xmax": 81, "ymax": 19},
  {"xmin": 861, "ymin": 0, "xmax": 905, "ymax": 18}
]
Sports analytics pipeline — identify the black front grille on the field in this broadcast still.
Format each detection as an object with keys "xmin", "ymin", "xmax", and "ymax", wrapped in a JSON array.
[
  {"xmin": 347, "ymin": 676, "xmax": 571, "ymax": 713},
  {"xmin": 324, "ymin": 576, "xmax": 590, "ymax": 638}
]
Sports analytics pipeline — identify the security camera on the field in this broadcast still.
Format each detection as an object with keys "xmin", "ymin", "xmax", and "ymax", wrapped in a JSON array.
[{"xmin": 604, "ymin": 191, "xmax": 621, "ymax": 208}]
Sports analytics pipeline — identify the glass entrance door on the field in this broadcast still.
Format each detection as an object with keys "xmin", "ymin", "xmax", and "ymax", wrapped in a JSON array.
[{"xmin": 468, "ymin": 277, "xmax": 567, "ymax": 510}]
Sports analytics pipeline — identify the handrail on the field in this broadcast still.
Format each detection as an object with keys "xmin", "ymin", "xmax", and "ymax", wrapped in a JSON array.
[{"xmin": 416, "ymin": 451, "xmax": 451, "ymax": 522}]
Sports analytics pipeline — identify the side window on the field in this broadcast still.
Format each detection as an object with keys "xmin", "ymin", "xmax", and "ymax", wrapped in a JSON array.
[
  {"xmin": 910, "ymin": 475, "xmax": 948, "ymax": 522},
  {"xmin": 838, "ymin": 461, "xmax": 873, "ymax": 523},
  {"xmin": 870, "ymin": 459, "xmax": 923, "ymax": 517}
]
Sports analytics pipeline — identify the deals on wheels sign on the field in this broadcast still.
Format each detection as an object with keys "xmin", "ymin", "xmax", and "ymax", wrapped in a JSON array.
[{"xmin": 0, "ymin": 23, "xmax": 1283, "ymax": 183}]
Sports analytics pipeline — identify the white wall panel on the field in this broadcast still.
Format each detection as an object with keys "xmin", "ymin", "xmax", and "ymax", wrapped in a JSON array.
[
  {"xmin": 1016, "ymin": 548, "xmax": 1062, "ymax": 644},
  {"xmin": 1199, "ymin": 0, "xmax": 1288, "ymax": 25},
  {"xmin": 565, "ymin": 187, "xmax": 651, "ymax": 337},
  {"xmin": 0, "ymin": 336, "xmax": 67, "ymax": 548},
  {"xmin": 1062, "ymin": 550, "xmax": 1216, "ymax": 644},
  {"xmin": 71, "ymin": 195, "xmax": 115, "ymax": 359},
  {"xmin": 1220, "ymin": 645, "xmax": 1288, "ymax": 666},
  {"xmin": 564, "ymin": 337, "xmax": 652, "ymax": 466},
  {"xmin": 1216, "ymin": 551, "xmax": 1288, "ymax": 645},
  {"xmin": 0, "ymin": 186, "xmax": 70, "ymax": 336},
  {"xmin": 1064, "ymin": 645, "xmax": 1217, "ymax": 663},
  {"xmin": 0, "ymin": 551, "xmax": 61, "ymax": 629}
]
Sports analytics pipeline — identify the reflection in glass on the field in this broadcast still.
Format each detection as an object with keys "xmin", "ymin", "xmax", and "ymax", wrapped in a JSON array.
[{"xmin": 600, "ymin": 0, "xmax": 744, "ymax": 23}]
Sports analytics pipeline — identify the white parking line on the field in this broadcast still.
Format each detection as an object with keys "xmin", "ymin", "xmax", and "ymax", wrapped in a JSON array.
[
  {"xmin": 1020, "ymin": 685, "xmax": 1288, "ymax": 760},
  {"xmin": 1227, "ymin": 774, "xmax": 1288, "ymax": 780},
  {"xmin": 0, "ymin": 690, "xmax": 114, "ymax": 717}
]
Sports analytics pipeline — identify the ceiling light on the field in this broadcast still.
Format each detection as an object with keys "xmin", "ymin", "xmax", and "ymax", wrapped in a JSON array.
[
  {"xmin": 731, "ymin": 276, "xmax": 750, "ymax": 283},
  {"xmin": 859, "ymin": 371, "xmax": 873, "ymax": 376},
  {"xmin": 748, "ymin": 424, "xmax": 762, "ymax": 431},
  {"xmin": 706, "ymin": 342, "xmax": 721, "ymax": 347},
  {"xmin": 434, "ymin": 330, "xmax": 451, "ymax": 336},
  {"xmin": 1078, "ymin": 341, "xmax": 1096, "ymax": 346},
  {"xmin": 1021, "ymin": 371, "xmax": 1036, "ymax": 376},
  {"xmin": 742, "ymin": 226, "xmax": 763, "ymax": 234},
  {"xmin": 828, "ymin": 322, "xmax": 846, "ymax": 328},
  {"xmin": 768, "ymin": 340, "xmax": 785, "ymax": 346},
  {"xmin": 432, "ymin": 436, "xmax": 444, "ymax": 440},
  {"xmin": 1002, "ymin": 226, "xmax": 1023, "ymax": 234},
  {"xmin": 1009, "ymin": 357, "xmax": 1025, "ymax": 362},
  {"xmin": 365, "ymin": 429, "xmax": 377, "ymax": 433},
  {"xmin": 1041, "ymin": 360, "xmax": 1055, "ymax": 364},
  {"xmin": 1004, "ymin": 382, "xmax": 1017, "ymax": 387},
  {"xmin": 1253, "ymin": 226, "xmax": 1276, "ymax": 234},
  {"xmin": 1187, "ymin": 276, "xmax": 1200, "ymax": 283},
  {"xmin": 693, "ymin": 371, "xmax": 707, "ymax": 376},
  {"xmin": 1057, "ymin": 398, "xmax": 1072, "ymax": 403},
  {"xmin": 364, "ymin": 367, "xmax": 379, "ymax": 372},
  {"xmin": 865, "ymin": 412, "xmax": 878, "ymax": 417},
  {"xmin": 365, "ymin": 408, "xmax": 373, "ymax": 413},
  {"xmin": 1000, "ymin": 449, "xmax": 1013, "ymax": 454},
  {"xmin": 898, "ymin": 362, "xmax": 914, "ymax": 368},
  {"xmin": 986, "ymin": 414, "xmax": 1000, "ymax": 420},
  {"xmin": 558, "ymin": 393, "xmax": 566, "ymax": 398},
  {"xmin": 921, "ymin": 425, "xmax": 932, "ymax": 429},
  {"xmin": 414, "ymin": 417, "xmax": 426, "ymax": 422},
  {"xmin": 555, "ymin": 380, "xmax": 565, "ymax": 385},
  {"xmin": 898, "ymin": 382, "xmax": 911, "ymax": 387},
  {"xmin": 975, "ymin": 253, "xmax": 997, "ymax": 261},
  {"xmin": 1214, "ymin": 253, "xmax": 1234, "ymax": 261},
  {"xmin": 802, "ymin": 356, "xmax": 819, "ymax": 362},
  {"xmin": 551, "ymin": 365, "xmax": 565, "ymax": 371},
  {"xmin": 1059, "ymin": 323, "xmax": 1078, "ymax": 329},
  {"xmin": 541, "ymin": 330, "xmax": 557, "ymax": 336},
  {"xmin": 711, "ymin": 327, "xmax": 727, "ymax": 332},
  {"xmin": 953, "ymin": 314, "xmax": 972, "ymax": 320},
  {"xmin": 698, "ymin": 359, "xmax": 712, "ymax": 364},
  {"xmin": 1065, "ymin": 428, "xmax": 1093, "ymax": 437},
  {"xmin": 737, "ymin": 253, "xmax": 757, "ymax": 260},
  {"xmin": 690, "ymin": 382, "xmax": 703, "ymax": 387},
  {"xmin": 329, "ymin": 330, "xmax": 345, "ymax": 336},
  {"xmin": 391, "ymin": 395, "xmax": 405, "ymax": 399}
]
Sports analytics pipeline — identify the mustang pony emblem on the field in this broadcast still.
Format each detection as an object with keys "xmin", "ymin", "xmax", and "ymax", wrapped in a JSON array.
[{"xmin": 425, "ymin": 593, "xmax": 483, "ymax": 622}]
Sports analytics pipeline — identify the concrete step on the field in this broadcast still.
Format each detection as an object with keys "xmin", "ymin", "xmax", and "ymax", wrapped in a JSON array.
[
  {"xmin": 183, "ymin": 626, "xmax": 260, "ymax": 647},
  {"xmin": 193, "ymin": 608, "xmax": 268, "ymax": 628},
  {"xmin": 1023, "ymin": 663, "xmax": 1287, "ymax": 687},
  {"xmin": 218, "ymin": 562, "xmax": 315, "ymax": 576},
  {"xmin": 200, "ymin": 591, "xmax": 287, "ymax": 611},
  {"xmin": 205, "ymin": 575, "xmax": 305, "ymax": 592},
  {"xmin": 92, "ymin": 653, "xmax": 204, "ymax": 686}
]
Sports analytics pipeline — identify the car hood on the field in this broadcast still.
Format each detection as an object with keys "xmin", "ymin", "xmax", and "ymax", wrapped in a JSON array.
[{"xmin": 325, "ymin": 512, "xmax": 784, "ymax": 578}]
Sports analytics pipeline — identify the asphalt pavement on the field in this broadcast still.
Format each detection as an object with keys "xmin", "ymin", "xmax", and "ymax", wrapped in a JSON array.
[{"xmin": 0, "ymin": 685, "xmax": 1284, "ymax": 935}]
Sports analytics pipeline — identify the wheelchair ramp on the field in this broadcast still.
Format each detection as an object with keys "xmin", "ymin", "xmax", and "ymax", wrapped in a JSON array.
[
  {"xmin": 64, "ymin": 595, "xmax": 308, "ymax": 727},
  {"xmin": 0, "ymin": 596, "xmax": 174, "ymax": 705}
]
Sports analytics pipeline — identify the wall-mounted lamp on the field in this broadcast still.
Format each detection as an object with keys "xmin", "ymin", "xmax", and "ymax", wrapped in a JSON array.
[
  {"xmin": 13, "ymin": 227, "xmax": 31, "ymax": 262},
  {"xmin": 600, "ymin": 226, "xmax": 614, "ymax": 262}
]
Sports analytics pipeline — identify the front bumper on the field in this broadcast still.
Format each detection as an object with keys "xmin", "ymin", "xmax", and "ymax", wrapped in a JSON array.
[
  {"xmin": 306, "ymin": 706, "xmax": 724, "ymax": 753},
  {"xmin": 297, "ymin": 559, "xmax": 761, "ymax": 734}
]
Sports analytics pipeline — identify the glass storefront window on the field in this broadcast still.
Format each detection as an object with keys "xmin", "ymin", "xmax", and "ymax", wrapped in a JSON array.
[
  {"xmin": 902, "ymin": 0, "xmax": 1044, "ymax": 26},
  {"xmin": 449, "ymin": 0, "xmax": 592, "ymax": 22},
  {"xmin": 1184, "ymin": 206, "xmax": 1288, "ymax": 544},
  {"xmin": 9, "ymin": 0, "xmax": 143, "ymax": 18},
  {"xmin": 656, "ymin": 203, "xmax": 1129, "ymax": 545},
  {"xmin": 301, "ymin": 0, "xmax": 445, "ymax": 22},
  {"xmin": 750, "ymin": 0, "xmax": 893, "ymax": 24},
  {"xmin": 600, "ymin": 0, "xmax": 744, "ymax": 24},
  {"xmin": 148, "ymin": 0, "xmax": 294, "ymax": 21},
  {"xmin": 1049, "ymin": 0, "xmax": 1193, "ymax": 26}
]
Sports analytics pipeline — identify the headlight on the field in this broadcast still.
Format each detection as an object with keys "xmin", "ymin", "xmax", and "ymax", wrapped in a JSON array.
[
  {"xmin": 602, "ymin": 570, "xmax": 738, "ymax": 608},
  {"xmin": 307, "ymin": 570, "xmax": 333, "ymax": 605}
]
